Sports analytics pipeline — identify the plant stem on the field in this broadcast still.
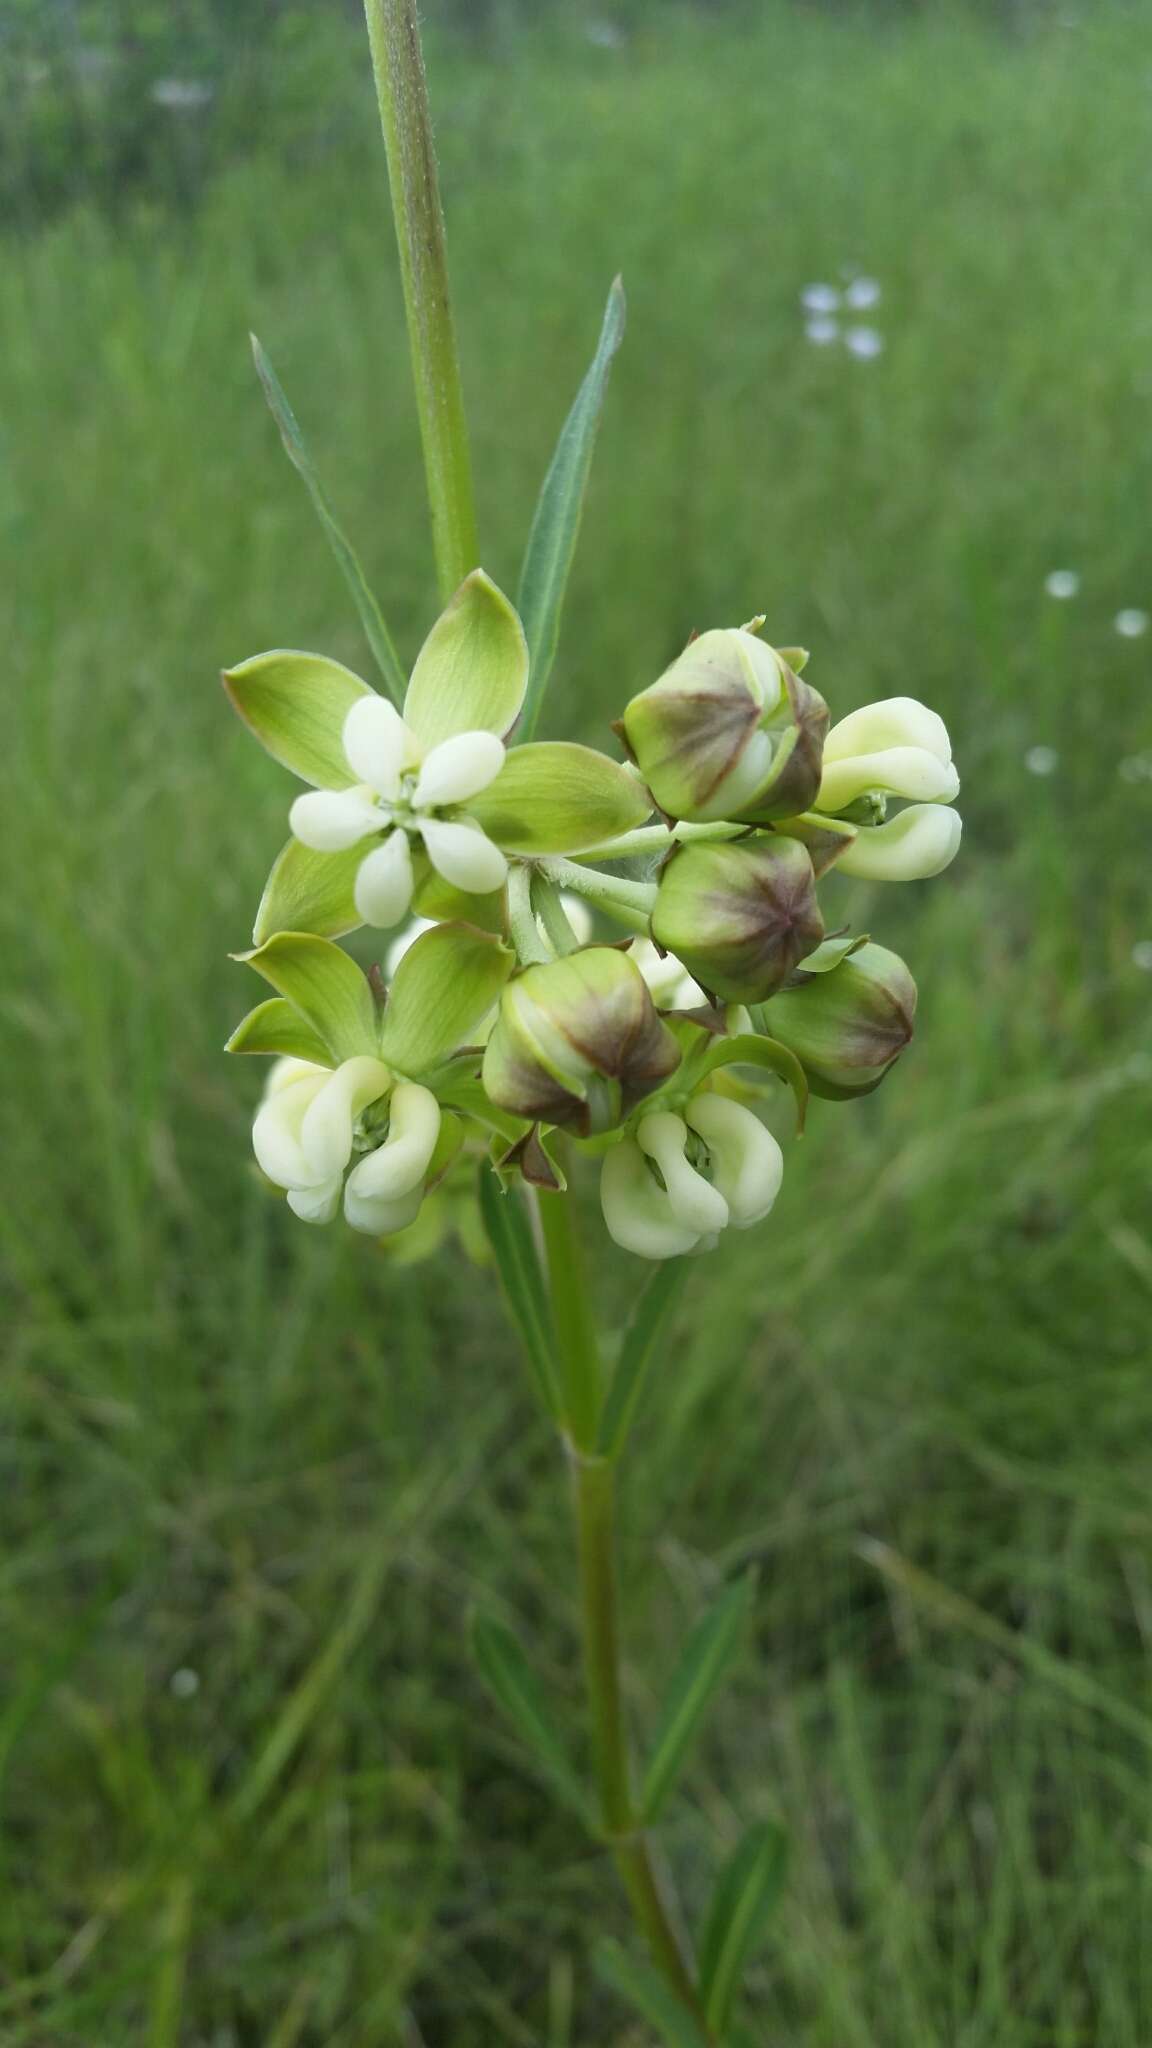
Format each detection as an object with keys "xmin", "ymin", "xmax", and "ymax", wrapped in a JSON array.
[
  {"xmin": 539, "ymin": 858, "xmax": 656, "ymax": 932},
  {"xmin": 575, "ymin": 819, "xmax": 749, "ymax": 862},
  {"xmin": 571, "ymin": 1450, "xmax": 709, "ymax": 2024},
  {"xmin": 363, "ymin": 0, "xmax": 478, "ymax": 599},
  {"xmin": 538, "ymin": 1186, "xmax": 602, "ymax": 1450},
  {"xmin": 507, "ymin": 862, "xmax": 551, "ymax": 965}
]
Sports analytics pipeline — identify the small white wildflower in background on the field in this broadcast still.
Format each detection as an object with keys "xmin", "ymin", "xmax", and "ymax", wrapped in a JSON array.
[
  {"xmin": 585, "ymin": 19, "xmax": 626, "ymax": 48},
  {"xmin": 845, "ymin": 276, "xmax": 881, "ymax": 309},
  {"xmin": 150, "ymin": 78, "xmax": 214, "ymax": 111},
  {"xmin": 1119, "ymin": 753, "xmax": 1152, "ymax": 784},
  {"xmin": 1131, "ymin": 941, "xmax": 1152, "ymax": 972},
  {"xmin": 801, "ymin": 283, "xmax": 840, "ymax": 314},
  {"xmin": 845, "ymin": 326, "xmax": 884, "ymax": 359},
  {"xmin": 1024, "ymin": 745, "xmax": 1059, "ymax": 776},
  {"xmin": 805, "ymin": 316, "xmax": 840, "ymax": 346},
  {"xmin": 1115, "ymin": 608, "xmax": 1150, "ymax": 638},
  {"xmin": 170, "ymin": 1667, "xmax": 200, "ymax": 1699},
  {"xmin": 1044, "ymin": 569, "xmax": 1080, "ymax": 599}
]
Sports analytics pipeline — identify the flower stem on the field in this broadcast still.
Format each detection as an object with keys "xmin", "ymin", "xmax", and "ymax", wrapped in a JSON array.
[
  {"xmin": 507, "ymin": 862, "xmax": 551, "ymax": 965},
  {"xmin": 539, "ymin": 858, "xmax": 656, "ymax": 932},
  {"xmin": 362, "ymin": 0, "xmax": 478, "ymax": 599},
  {"xmin": 575, "ymin": 819, "xmax": 749, "ymax": 862}
]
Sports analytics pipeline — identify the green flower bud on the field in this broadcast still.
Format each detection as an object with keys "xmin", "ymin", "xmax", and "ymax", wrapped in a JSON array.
[
  {"xmin": 650, "ymin": 837, "xmax": 825, "ymax": 1003},
  {"xmin": 764, "ymin": 941, "xmax": 916, "ymax": 1097},
  {"xmin": 620, "ymin": 628, "xmax": 828, "ymax": 824},
  {"xmin": 481, "ymin": 948, "xmax": 681, "ymax": 1135}
]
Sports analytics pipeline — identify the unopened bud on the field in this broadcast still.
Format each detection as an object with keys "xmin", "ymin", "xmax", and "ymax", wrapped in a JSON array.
[
  {"xmin": 650, "ymin": 837, "xmax": 824, "ymax": 1003},
  {"xmin": 764, "ymin": 941, "xmax": 916, "ymax": 1096},
  {"xmin": 620, "ymin": 628, "xmax": 828, "ymax": 824},
  {"xmin": 481, "ymin": 947, "xmax": 681, "ymax": 1135}
]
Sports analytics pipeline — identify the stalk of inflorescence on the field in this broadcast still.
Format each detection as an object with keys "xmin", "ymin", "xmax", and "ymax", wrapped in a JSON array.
[{"xmin": 360, "ymin": 1, "xmax": 712, "ymax": 2024}]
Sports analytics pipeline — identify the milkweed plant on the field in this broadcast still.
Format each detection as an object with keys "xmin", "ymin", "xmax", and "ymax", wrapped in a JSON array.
[{"xmin": 222, "ymin": 4, "xmax": 961, "ymax": 2038}]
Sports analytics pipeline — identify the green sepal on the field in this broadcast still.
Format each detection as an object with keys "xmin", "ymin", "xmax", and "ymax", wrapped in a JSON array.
[
  {"xmin": 468, "ymin": 741, "xmax": 652, "ymax": 853},
  {"xmin": 253, "ymin": 838, "xmax": 364, "ymax": 944},
  {"xmin": 225, "ymin": 997, "xmax": 334, "ymax": 1067},
  {"xmin": 411, "ymin": 852, "xmax": 507, "ymax": 934},
  {"xmin": 222, "ymin": 650, "xmax": 372, "ymax": 789},
  {"xmin": 686, "ymin": 1030, "xmax": 808, "ymax": 1130},
  {"xmin": 776, "ymin": 645, "xmax": 809, "ymax": 674},
  {"xmin": 471, "ymin": 1612, "xmax": 589, "ymax": 1821},
  {"xmin": 517, "ymin": 276, "xmax": 626, "ymax": 740},
  {"xmin": 234, "ymin": 932, "xmax": 379, "ymax": 1064},
  {"xmin": 378, "ymin": 922, "xmax": 515, "ymax": 1074},
  {"xmin": 403, "ymin": 569, "xmax": 529, "ymax": 749},
  {"xmin": 788, "ymin": 931, "xmax": 870, "ymax": 976},
  {"xmin": 593, "ymin": 1942, "xmax": 709, "ymax": 2048},
  {"xmin": 641, "ymin": 1572, "xmax": 757, "ymax": 1822},
  {"xmin": 697, "ymin": 1821, "xmax": 789, "ymax": 2033},
  {"xmin": 250, "ymin": 336, "xmax": 406, "ymax": 706}
]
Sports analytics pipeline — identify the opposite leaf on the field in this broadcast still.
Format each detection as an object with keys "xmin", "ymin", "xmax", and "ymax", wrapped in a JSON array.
[
  {"xmin": 470, "ymin": 1613, "xmax": 588, "ymax": 1820},
  {"xmin": 697, "ymin": 1821, "xmax": 789, "ymax": 2033},
  {"xmin": 235, "ymin": 931, "xmax": 379, "ymax": 1064},
  {"xmin": 223, "ymin": 650, "xmax": 371, "ymax": 789},
  {"xmin": 469, "ymin": 741, "xmax": 652, "ymax": 854},
  {"xmin": 641, "ymin": 1572, "xmax": 757, "ymax": 1821},
  {"xmin": 378, "ymin": 921, "xmax": 515, "ymax": 1073},
  {"xmin": 225, "ymin": 997, "xmax": 333, "ymax": 1067},
  {"xmin": 403, "ymin": 569, "xmax": 529, "ymax": 750},
  {"xmin": 593, "ymin": 1942, "xmax": 709, "ymax": 2048}
]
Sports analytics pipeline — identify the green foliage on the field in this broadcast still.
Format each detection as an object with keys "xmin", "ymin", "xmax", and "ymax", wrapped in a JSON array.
[
  {"xmin": 696, "ymin": 1821, "xmax": 789, "ymax": 2031},
  {"xmin": 641, "ymin": 1574, "xmax": 757, "ymax": 1821},
  {"xmin": 470, "ymin": 1612, "xmax": 589, "ymax": 1818}
]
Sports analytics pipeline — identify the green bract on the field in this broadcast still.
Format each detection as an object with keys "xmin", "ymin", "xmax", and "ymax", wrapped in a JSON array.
[
  {"xmin": 482, "ymin": 947, "xmax": 681, "ymax": 1136},
  {"xmin": 621, "ymin": 628, "xmax": 828, "ymax": 825},
  {"xmin": 650, "ymin": 837, "xmax": 825, "ymax": 1004}
]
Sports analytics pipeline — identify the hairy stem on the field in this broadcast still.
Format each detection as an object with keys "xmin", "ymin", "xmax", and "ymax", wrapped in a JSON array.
[
  {"xmin": 539, "ymin": 858, "xmax": 656, "ymax": 932},
  {"xmin": 363, "ymin": 0, "xmax": 478, "ymax": 598},
  {"xmin": 574, "ymin": 818, "xmax": 749, "ymax": 862}
]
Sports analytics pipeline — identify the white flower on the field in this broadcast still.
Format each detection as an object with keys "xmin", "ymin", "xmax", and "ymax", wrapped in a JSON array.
[
  {"xmin": 600, "ymin": 1096, "xmax": 783, "ymax": 1260},
  {"xmin": 151, "ymin": 77, "xmax": 214, "ymax": 111},
  {"xmin": 836, "ymin": 803, "xmax": 962, "ymax": 881},
  {"xmin": 1115, "ymin": 609, "xmax": 1149, "ymax": 638},
  {"xmin": 805, "ymin": 316, "xmax": 840, "ymax": 346},
  {"xmin": 1024, "ymin": 745, "xmax": 1059, "ymax": 776},
  {"xmin": 289, "ymin": 699, "xmax": 508, "ymax": 928},
  {"xmin": 845, "ymin": 326, "xmax": 884, "ymax": 359},
  {"xmin": 802, "ymin": 284, "xmax": 841, "ymax": 314},
  {"xmin": 252, "ymin": 1056, "xmax": 441, "ymax": 1236},
  {"xmin": 1044, "ymin": 570, "xmax": 1080, "ymax": 599},
  {"xmin": 1132, "ymin": 941, "xmax": 1152, "ymax": 972},
  {"xmin": 845, "ymin": 277, "xmax": 881, "ymax": 310},
  {"xmin": 818, "ymin": 697, "xmax": 961, "ymax": 882}
]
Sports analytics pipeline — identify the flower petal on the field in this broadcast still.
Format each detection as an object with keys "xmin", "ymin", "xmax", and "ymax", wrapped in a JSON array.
[
  {"xmin": 413, "ymin": 730, "xmax": 506, "ymax": 808},
  {"xmin": 353, "ymin": 830, "xmax": 415, "ymax": 929},
  {"xmin": 289, "ymin": 788, "xmax": 382, "ymax": 853},
  {"xmin": 835, "ymin": 803, "xmax": 962, "ymax": 881},
  {"xmin": 299, "ymin": 1054, "xmax": 392, "ymax": 1180},
  {"xmin": 685, "ymin": 1094, "xmax": 783, "ymax": 1227},
  {"xmin": 636, "ymin": 1111, "xmax": 729, "ymax": 1234},
  {"xmin": 342, "ymin": 695, "xmax": 414, "ymax": 796},
  {"xmin": 286, "ymin": 1176, "xmax": 344, "ymax": 1225},
  {"xmin": 818, "ymin": 745, "xmax": 960, "ymax": 812},
  {"xmin": 252, "ymin": 1072, "xmax": 327, "ymax": 1189},
  {"xmin": 343, "ymin": 1082, "xmax": 440, "ymax": 1232},
  {"xmin": 421, "ymin": 817, "xmax": 509, "ymax": 893},
  {"xmin": 824, "ymin": 697, "xmax": 951, "ymax": 766},
  {"xmin": 343, "ymin": 1178, "xmax": 425, "ymax": 1239},
  {"xmin": 599, "ymin": 1137, "xmax": 702, "ymax": 1260}
]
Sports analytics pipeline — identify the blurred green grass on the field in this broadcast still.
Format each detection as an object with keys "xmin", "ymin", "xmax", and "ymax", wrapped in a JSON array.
[{"xmin": 2, "ymin": 4, "xmax": 1152, "ymax": 2042}]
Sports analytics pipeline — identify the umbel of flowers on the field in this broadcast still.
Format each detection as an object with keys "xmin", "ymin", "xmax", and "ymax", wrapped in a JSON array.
[{"xmin": 227, "ymin": 578, "xmax": 959, "ymax": 1260}]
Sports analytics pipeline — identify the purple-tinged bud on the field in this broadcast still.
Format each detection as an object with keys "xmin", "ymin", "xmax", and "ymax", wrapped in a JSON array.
[
  {"xmin": 764, "ymin": 941, "xmax": 916, "ymax": 1097},
  {"xmin": 650, "ymin": 837, "xmax": 825, "ymax": 1003},
  {"xmin": 481, "ymin": 947, "xmax": 681, "ymax": 1136}
]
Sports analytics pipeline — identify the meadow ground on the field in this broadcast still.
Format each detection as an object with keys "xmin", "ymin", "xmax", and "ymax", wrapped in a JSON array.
[{"xmin": 2, "ymin": 4, "xmax": 1151, "ymax": 2042}]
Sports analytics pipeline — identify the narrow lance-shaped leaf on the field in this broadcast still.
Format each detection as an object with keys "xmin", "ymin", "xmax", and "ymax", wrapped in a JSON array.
[
  {"xmin": 697, "ymin": 1821, "xmax": 789, "ymax": 2033},
  {"xmin": 377, "ymin": 922, "xmax": 515, "ymax": 1073},
  {"xmin": 593, "ymin": 1941, "xmax": 709, "ymax": 2048},
  {"xmin": 251, "ymin": 335, "xmax": 407, "ymax": 706},
  {"xmin": 470, "ymin": 1613, "xmax": 588, "ymax": 1821},
  {"xmin": 597, "ymin": 1260, "xmax": 688, "ymax": 1458},
  {"xmin": 477, "ymin": 1167, "xmax": 563, "ymax": 1420},
  {"xmin": 641, "ymin": 1572, "xmax": 757, "ymax": 1821},
  {"xmin": 225, "ymin": 997, "xmax": 333, "ymax": 1067},
  {"xmin": 234, "ymin": 932, "xmax": 379, "ymax": 1064},
  {"xmin": 517, "ymin": 277, "xmax": 627, "ymax": 739}
]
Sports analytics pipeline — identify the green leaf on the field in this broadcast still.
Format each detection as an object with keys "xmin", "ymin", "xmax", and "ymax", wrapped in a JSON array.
[
  {"xmin": 597, "ymin": 1260, "xmax": 688, "ymax": 1457},
  {"xmin": 477, "ymin": 1166, "xmax": 563, "ymax": 1419},
  {"xmin": 378, "ymin": 922, "xmax": 515, "ymax": 1073},
  {"xmin": 697, "ymin": 1821, "xmax": 789, "ymax": 2032},
  {"xmin": 469, "ymin": 741, "xmax": 652, "ymax": 854},
  {"xmin": 225, "ymin": 997, "xmax": 333, "ymax": 1066},
  {"xmin": 235, "ymin": 932, "xmax": 379, "ymax": 1064},
  {"xmin": 222, "ymin": 650, "xmax": 372, "ymax": 789},
  {"xmin": 470, "ymin": 1613, "xmax": 588, "ymax": 1819},
  {"xmin": 641, "ymin": 1573, "xmax": 757, "ymax": 1822},
  {"xmin": 403, "ymin": 569, "xmax": 529, "ymax": 749},
  {"xmin": 517, "ymin": 278, "xmax": 627, "ymax": 739},
  {"xmin": 251, "ymin": 335, "xmax": 407, "ymax": 706},
  {"xmin": 411, "ymin": 850, "xmax": 507, "ymax": 933},
  {"xmin": 593, "ymin": 1941, "xmax": 709, "ymax": 2048},
  {"xmin": 691, "ymin": 1033, "xmax": 808, "ymax": 1131},
  {"xmin": 253, "ymin": 838, "xmax": 364, "ymax": 945}
]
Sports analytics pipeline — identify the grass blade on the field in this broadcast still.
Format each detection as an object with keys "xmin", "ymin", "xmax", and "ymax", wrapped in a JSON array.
[
  {"xmin": 593, "ymin": 1940, "xmax": 709, "ymax": 2048},
  {"xmin": 471, "ymin": 1613, "xmax": 589, "ymax": 1821},
  {"xmin": 597, "ymin": 1260, "xmax": 687, "ymax": 1458},
  {"xmin": 251, "ymin": 334, "xmax": 407, "ymax": 705},
  {"xmin": 641, "ymin": 1572, "xmax": 756, "ymax": 1821},
  {"xmin": 697, "ymin": 1821, "xmax": 789, "ymax": 2032},
  {"xmin": 477, "ymin": 1168, "xmax": 564, "ymax": 1419},
  {"xmin": 516, "ymin": 278, "xmax": 626, "ymax": 738}
]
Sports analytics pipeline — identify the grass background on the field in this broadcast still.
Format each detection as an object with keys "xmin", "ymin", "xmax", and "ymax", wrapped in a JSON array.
[{"xmin": 2, "ymin": 2, "xmax": 1152, "ymax": 2041}]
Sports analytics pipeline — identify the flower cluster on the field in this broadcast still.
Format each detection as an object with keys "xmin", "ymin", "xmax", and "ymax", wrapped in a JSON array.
[{"xmin": 226, "ymin": 578, "xmax": 959, "ymax": 1259}]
